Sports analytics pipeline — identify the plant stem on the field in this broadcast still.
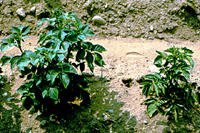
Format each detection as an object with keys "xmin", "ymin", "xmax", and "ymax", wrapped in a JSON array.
[{"xmin": 17, "ymin": 41, "xmax": 23, "ymax": 54}]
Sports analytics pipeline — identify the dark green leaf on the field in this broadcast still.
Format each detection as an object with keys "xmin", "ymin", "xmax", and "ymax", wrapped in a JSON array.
[
  {"xmin": 61, "ymin": 73, "xmax": 70, "ymax": 88},
  {"xmin": 181, "ymin": 47, "xmax": 193, "ymax": 54},
  {"xmin": 1, "ymin": 43, "xmax": 8, "ymax": 52},
  {"xmin": 10, "ymin": 56, "xmax": 21, "ymax": 69},
  {"xmin": 17, "ymin": 57, "xmax": 31, "ymax": 70},
  {"xmin": 0, "ymin": 55, "xmax": 11, "ymax": 66},
  {"xmin": 36, "ymin": 76, "xmax": 42, "ymax": 86},
  {"xmin": 185, "ymin": 56, "xmax": 194, "ymax": 68},
  {"xmin": 81, "ymin": 24, "xmax": 89, "ymax": 33},
  {"xmin": 86, "ymin": 30, "xmax": 95, "ymax": 36},
  {"xmin": 61, "ymin": 63, "xmax": 77, "ymax": 74},
  {"xmin": 49, "ymin": 87, "xmax": 59, "ymax": 100},
  {"xmin": 91, "ymin": 44, "xmax": 106, "ymax": 53},
  {"xmin": 156, "ymin": 50, "xmax": 167, "ymax": 59},
  {"xmin": 37, "ymin": 33, "xmax": 46, "ymax": 44},
  {"xmin": 21, "ymin": 26, "xmax": 30, "ymax": 35},
  {"xmin": 154, "ymin": 55, "xmax": 162, "ymax": 67},
  {"xmin": 46, "ymin": 69, "xmax": 59, "ymax": 84},
  {"xmin": 12, "ymin": 26, "xmax": 20, "ymax": 34},
  {"xmin": 86, "ymin": 52, "xmax": 94, "ymax": 72},
  {"xmin": 154, "ymin": 84, "xmax": 159, "ymax": 96},
  {"xmin": 76, "ymin": 49, "xmax": 85, "ymax": 62},
  {"xmin": 17, "ymin": 85, "xmax": 28, "ymax": 94},
  {"xmin": 80, "ymin": 62, "xmax": 85, "ymax": 72},
  {"xmin": 36, "ymin": 18, "xmax": 50, "ymax": 28},
  {"xmin": 83, "ymin": 41, "xmax": 93, "ymax": 50},
  {"xmin": 182, "ymin": 70, "xmax": 190, "ymax": 80}
]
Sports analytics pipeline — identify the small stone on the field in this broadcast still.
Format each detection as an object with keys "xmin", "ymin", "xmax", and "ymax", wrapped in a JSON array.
[
  {"xmin": 143, "ymin": 121, "xmax": 148, "ymax": 125},
  {"xmin": 197, "ymin": 31, "xmax": 199, "ymax": 35},
  {"xmin": 106, "ymin": 78, "xmax": 110, "ymax": 82},
  {"xmin": 28, "ymin": 115, "xmax": 31, "ymax": 118},
  {"xmin": 83, "ymin": 0, "xmax": 93, "ymax": 9},
  {"xmin": 148, "ymin": 37, "xmax": 154, "ymax": 40},
  {"xmin": 150, "ymin": 25, "xmax": 153, "ymax": 31},
  {"xmin": 195, "ymin": 77, "xmax": 198, "ymax": 80},
  {"xmin": 3, "ymin": 93, "xmax": 7, "ymax": 96},
  {"xmin": 104, "ymin": 115, "xmax": 108, "ymax": 120},
  {"xmin": 109, "ymin": 109, "xmax": 113, "ymax": 113},
  {"xmin": 30, "ymin": 6, "xmax": 36, "ymax": 13},
  {"xmin": 16, "ymin": 8, "xmax": 26, "ymax": 17},
  {"xmin": 92, "ymin": 16, "xmax": 106, "ymax": 25},
  {"xmin": 7, "ymin": 97, "xmax": 14, "ymax": 101}
]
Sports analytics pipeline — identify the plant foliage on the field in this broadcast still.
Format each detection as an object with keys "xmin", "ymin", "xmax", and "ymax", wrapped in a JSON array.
[
  {"xmin": 140, "ymin": 46, "xmax": 199, "ymax": 122},
  {"xmin": 0, "ymin": 9, "xmax": 106, "ymax": 116}
]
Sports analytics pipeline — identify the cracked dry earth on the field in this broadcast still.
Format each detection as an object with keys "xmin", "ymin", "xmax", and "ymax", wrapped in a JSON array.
[{"xmin": 1, "ymin": 36, "xmax": 200, "ymax": 133}]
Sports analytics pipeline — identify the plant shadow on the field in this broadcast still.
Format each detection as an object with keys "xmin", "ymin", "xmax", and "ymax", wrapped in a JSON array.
[
  {"xmin": 156, "ymin": 106, "xmax": 200, "ymax": 133},
  {"xmin": 35, "ymin": 75, "xmax": 137, "ymax": 132},
  {"xmin": 0, "ymin": 83, "xmax": 22, "ymax": 132}
]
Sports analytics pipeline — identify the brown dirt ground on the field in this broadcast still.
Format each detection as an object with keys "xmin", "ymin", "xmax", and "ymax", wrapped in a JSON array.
[{"xmin": 1, "ymin": 36, "xmax": 200, "ymax": 132}]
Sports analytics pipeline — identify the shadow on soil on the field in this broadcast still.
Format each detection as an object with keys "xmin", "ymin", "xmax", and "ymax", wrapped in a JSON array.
[
  {"xmin": 35, "ymin": 75, "xmax": 137, "ymax": 132},
  {"xmin": 0, "ymin": 83, "xmax": 22, "ymax": 132}
]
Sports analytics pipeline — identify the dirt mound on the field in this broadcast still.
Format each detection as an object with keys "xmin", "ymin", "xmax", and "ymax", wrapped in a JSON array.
[{"xmin": 0, "ymin": 0, "xmax": 200, "ymax": 41}]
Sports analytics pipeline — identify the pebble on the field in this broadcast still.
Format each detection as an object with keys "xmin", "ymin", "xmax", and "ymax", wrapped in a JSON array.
[
  {"xmin": 28, "ymin": 115, "xmax": 31, "ymax": 118},
  {"xmin": 16, "ymin": 8, "xmax": 26, "ymax": 17},
  {"xmin": 92, "ymin": 16, "xmax": 106, "ymax": 25},
  {"xmin": 3, "ymin": 93, "xmax": 7, "ymax": 96},
  {"xmin": 83, "ymin": 0, "xmax": 93, "ymax": 9},
  {"xmin": 30, "ymin": 6, "xmax": 36, "ymax": 13},
  {"xmin": 148, "ymin": 37, "xmax": 154, "ymax": 40},
  {"xmin": 150, "ymin": 25, "xmax": 154, "ymax": 31},
  {"xmin": 195, "ymin": 77, "xmax": 198, "ymax": 80}
]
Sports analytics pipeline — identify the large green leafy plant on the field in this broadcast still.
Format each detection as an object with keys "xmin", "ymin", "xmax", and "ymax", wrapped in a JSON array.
[
  {"xmin": 0, "ymin": 10, "xmax": 106, "ymax": 116},
  {"xmin": 139, "ymin": 46, "xmax": 199, "ymax": 122}
]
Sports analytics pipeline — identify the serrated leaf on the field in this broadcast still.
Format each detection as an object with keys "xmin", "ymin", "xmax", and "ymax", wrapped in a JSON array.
[
  {"xmin": 1, "ymin": 43, "xmax": 8, "ymax": 52},
  {"xmin": 49, "ymin": 87, "xmax": 59, "ymax": 100},
  {"xmin": 61, "ymin": 73, "xmax": 70, "ymax": 88},
  {"xmin": 147, "ymin": 103, "xmax": 158, "ymax": 117},
  {"xmin": 42, "ymin": 90, "xmax": 48, "ymax": 98},
  {"xmin": 10, "ymin": 56, "xmax": 21, "ymax": 69},
  {"xmin": 46, "ymin": 69, "xmax": 59, "ymax": 84},
  {"xmin": 91, "ymin": 44, "xmax": 106, "ymax": 53},
  {"xmin": 86, "ymin": 52, "xmax": 94, "ymax": 72},
  {"xmin": 76, "ymin": 49, "xmax": 85, "ymax": 62}
]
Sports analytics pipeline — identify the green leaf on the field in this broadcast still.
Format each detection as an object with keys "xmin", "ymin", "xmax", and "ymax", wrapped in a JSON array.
[
  {"xmin": 185, "ymin": 56, "xmax": 194, "ymax": 68},
  {"xmin": 46, "ymin": 69, "xmax": 59, "ymax": 84},
  {"xmin": 181, "ymin": 47, "xmax": 193, "ymax": 54},
  {"xmin": 182, "ymin": 70, "xmax": 190, "ymax": 80},
  {"xmin": 82, "ymin": 24, "xmax": 89, "ymax": 33},
  {"xmin": 10, "ymin": 56, "xmax": 21, "ymax": 69},
  {"xmin": 42, "ymin": 90, "xmax": 48, "ymax": 98},
  {"xmin": 37, "ymin": 33, "xmax": 46, "ymax": 44},
  {"xmin": 12, "ymin": 26, "xmax": 20, "ymax": 34},
  {"xmin": 61, "ymin": 73, "xmax": 70, "ymax": 88},
  {"xmin": 1, "ymin": 43, "xmax": 8, "ymax": 52},
  {"xmin": 91, "ymin": 44, "xmax": 106, "ymax": 53},
  {"xmin": 17, "ymin": 57, "xmax": 31, "ymax": 70},
  {"xmin": 49, "ymin": 87, "xmax": 59, "ymax": 100},
  {"xmin": 21, "ymin": 26, "xmax": 30, "ymax": 35},
  {"xmin": 153, "ymin": 84, "xmax": 159, "ymax": 96},
  {"xmin": 57, "ymin": 54, "xmax": 65, "ymax": 62},
  {"xmin": 76, "ymin": 49, "xmax": 85, "ymax": 62},
  {"xmin": 0, "ymin": 55, "xmax": 11, "ymax": 66},
  {"xmin": 83, "ymin": 41, "xmax": 93, "ymax": 50},
  {"xmin": 36, "ymin": 76, "xmax": 42, "ymax": 86},
  {"xmin": 147, "ymin": 103, "xmax": 158, "ymax": 117},
  {"xmin": 62, "ymin": 41, "xmax": 71, "ymax": 50},
  {"xmin": 156, "ymin": 50, "xmax": 167, "ymax": 59},
  {"xmin": 78, "ymin": 34, "xmax": 86, "ymax": 40},
  {"xmin": 80, "ymin": 62, "xmax": 85, "ymax": 72},
  {"xmin": 60, "ymin": 30, "xmax": 68, "ymax": 41},
  {"xmin": 154, "ymin": 55, "xmax": 162, "ymax": 67},
  {"xmin": 61, "ymin": 63, "xmax": 77, "ymax": 74},
  {"xmin": 174, "ymin": 107, "xmax": 178, "ymax": 122},
  {"xmin": 86, "ymin": 52, "xmax": 94, "ymax": 72},
  {"xmin": 37, "ymin": 18, "xmax": 50, "ymax": 28},
  {"xmin": 86, "ymin": 30, "xmax": 95, "ymax": 36},
  {"xmin": 17, "ymin": 85, "xmax": 28, "ymax": 94}
]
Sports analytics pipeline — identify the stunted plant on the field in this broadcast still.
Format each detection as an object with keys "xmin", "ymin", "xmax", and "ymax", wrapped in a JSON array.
[
  {"xmin": 0, "ymin": 9, "xmax": 106, "ymax": 116},
  {"xmin": 140, "ymin": 46, "xmax": 199, "ymax": 122}
]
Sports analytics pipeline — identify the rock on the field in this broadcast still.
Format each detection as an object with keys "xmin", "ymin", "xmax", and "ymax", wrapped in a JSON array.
[
  {"xmin": 28, "ymin": 115, "xmax": 31, "ymax": 118},
  {"xmin": 148, "ymin": 37, "xmax": 154, "ymax": 40},
  {"xmin": 30, "ymin": 6, "xmax": 36, "ymax": 13},
  {"xmin": 150, "ymin": 25, "xmax": 154, "ymax": 31},
  {"xmin": 92, "ymin": 16, "xmax": 106, "ymax": 25},
  {"xmin": 83, "ymin": 0, "xmax": 93, "ymax": 9},
  {"xmin": 2, "ymin": 93, "xmax": 7, "ymax": 96},
  {"xmin": 16, "ymin": 8, "xmax": 26, "ymax": 17}
]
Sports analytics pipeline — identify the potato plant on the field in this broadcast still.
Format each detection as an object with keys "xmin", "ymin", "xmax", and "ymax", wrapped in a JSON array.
[
  {"xmin": 0, "ymin": 10, "xmax": 106, "ymax": 116},
  {"xmin": 140, "ymin": 46, "xmax": 199, "ymax": 122}
]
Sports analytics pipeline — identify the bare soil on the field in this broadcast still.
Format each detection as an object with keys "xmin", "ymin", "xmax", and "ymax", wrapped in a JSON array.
[{"xmin": 0, "ymin": 36, "xmax": 200, "ymax": 133}]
